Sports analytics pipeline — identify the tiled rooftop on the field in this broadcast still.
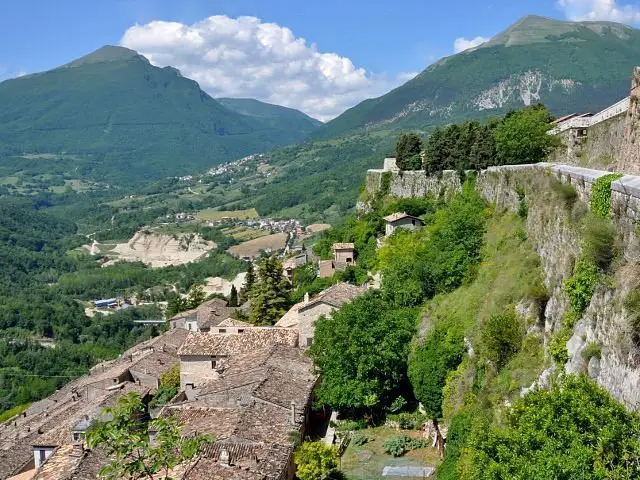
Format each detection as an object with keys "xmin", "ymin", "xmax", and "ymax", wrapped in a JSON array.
[
  {"xmin": 332, "ymin": 242, "xmax": 355, "ymax": 250},
  {"xmin": 383, "ymin": 211, "xmax": 421, "ymax": 222},
  {"xmin": 178, "ymin": 328, "xmax": 298, "ymax": 356},
  {"xmin": 299, "ymin": 282, "xmax": 365, "ymax": 311}
]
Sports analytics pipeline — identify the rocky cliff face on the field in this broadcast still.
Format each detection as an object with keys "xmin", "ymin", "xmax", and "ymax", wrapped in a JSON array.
[{"xmin": 365, "ymin": 163, "xmax": 640, "ymax": 408}]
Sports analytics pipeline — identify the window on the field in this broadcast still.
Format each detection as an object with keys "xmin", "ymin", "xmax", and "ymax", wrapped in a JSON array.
[
  {"xmin": 38, "ymin": 449, "xmax": 47, "ymax": 464},
  {"xmin": 187, "ymin": 323, "xmax": 192, "ymax": 331},
  {"xmin": 186, "ymin": 382, "xmax": 194, "ymax": 389},
  {"xmin": 411, "ymin": 219, "xmax": 416, "ymax": 226},
  {"xmin": 306, "ymin": 337, "xmax": 314, "ymax": 346},
  {"xmin": 238, "ymin": 329, "xmax": 244, "ymax": 333},
  {"xmin": 219, "ymin": 328, "xmax": 226, "ymax": 333},
  {"xmin": 211, "ymin": 360, "xmax": 217, "ymax": 368},
  {"xmin": 73, "ymin": 432, "xmax": 82, "ymax": 442}
]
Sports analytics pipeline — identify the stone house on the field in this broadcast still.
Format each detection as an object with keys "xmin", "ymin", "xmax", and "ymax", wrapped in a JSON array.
[
  {"xmin": 178, "ymin": 328, "xmax": 299, "ymax": 391},
  {"xmin": 317, "ymin": 243, "xmax": 356, "ymax": 278},
  {"xmin": 169, "ymin": 299, "xmax": 238, "ymax": 333},
  {"xmin": 383, "ymin": 212, "xmax": 425, "ymax": 237},
  {"xmin": 282, "ymin": 252, "xmax": 309, "ymax": 282},
  {"xmin": 275, "ymin": 283, "xmax": 366, "ymax": 347},
  {"xmin": 160, "ymin": 344, "xmax": 316, "ymax": 480}
]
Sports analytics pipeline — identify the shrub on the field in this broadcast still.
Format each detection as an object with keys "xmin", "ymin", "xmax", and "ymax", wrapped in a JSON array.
[
  {"xmin": 332, "ymin": 419, "xmax": 368, "ymax": 432},
  {"xmin": 623, "ymin": 290, "xmax": 640, "ymax": 345},
  {"xmin": 516, "ymin": 184, "xmax": 528, "ymax": 219},
  {"xmin": 583, "ymin": 216, "xmax": 616, "ymax": 269},
  {"xmin": 549, "ymin": 330, "xmax": 572, "ymax": 365},
  {"xmin": 590, "ymin": 173, "xmax": 622, "ymax": 219},
  {"xmin": 383, "ymin": 436, "xmax": 409, "ymax": 457},
  {"xmin": 388, "ymin": 396, "xmax": 407, "ymax": 413},
  {"xmin": 481, "ymin": 312, "xmax": 524, "ymax": 369},
  {"xmin": 351, "ymin": 433, "xmax": 369, "ymax": 446},
  {"xmin": 382, "ymin": 435, "xmax": 428, "ymax": 457},
  {"xmin": 564, "ymin": 257, "xmax": 598, "ymax": 314},
  {"xmin": 550, "ymin": 179, "xmax": 578, "ymax": 209},
  {"xmin": 386, "ymin": 412, "xmax": 428, "ymax": 430},
  {"xmin": 582, "ymin": 342, "xmax": 602, "ymax": 361}
]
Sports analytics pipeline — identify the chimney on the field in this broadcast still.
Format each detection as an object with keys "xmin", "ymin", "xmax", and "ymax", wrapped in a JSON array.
[
  {"xmin": 303, "ymin": 292, "xmax": 310, "ymax": 304},
  {"xmin": 219, "ymin": 448, "xmax": 230, "ymax": 467},
  {"xmin": 69, "ymin": 444, "xmax": 84, "ymax": 458},
  {"xmin": 290, "ymin": 401, "xmax": 296, "ymax": 425}
]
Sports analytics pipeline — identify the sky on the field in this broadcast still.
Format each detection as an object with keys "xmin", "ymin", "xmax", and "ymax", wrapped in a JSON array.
[{"xmin": 1, "ymin": 0, "xmax": 640, "ymax": 120}]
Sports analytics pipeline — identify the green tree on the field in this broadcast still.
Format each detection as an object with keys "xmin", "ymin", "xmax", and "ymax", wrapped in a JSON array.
[
  {"xmin": 493, "ymin": 104, "xmax": 558, "ymax": 165},
  {"xmin": 465, "ymin": 376, "xmax": 640, "ymax": 479},
  {"xmin": 294, "ymin": 441, "xmax": 339, "ymax": 480},
  {"xmin": 86, "ymin": 393, "xmax": 211, "ymax": 480},
  {"xmin": 395, "ymin": 133, "xmax": 423, "ymax": 171},
  {"xmin": 408, "ymin": 323, "xmax": 465, "ymax": 454},
  {"xmin": 249, "ymin": 256, "xmax": 291, "ymax": 325},
  {"xmin": 240, "ymin": 262, "xmax": 255, "ymax": 303},
  {"xmin": 308, "ymin": 292, "xmax": 416, "ymax": 411},
  {"xmin": 165, "ymin": 294, "xmax": 187, "ymax": 318},
  {"xmin": 228, "ymin": 284, "xmax": 238, "ymax": 307},
  {"xmin": 186, "ymin": 284, "xmax": 206, "ymax": 309},
  {"xmin": 480, "ymin": 312, "xmax": 523, "ymax": 369}
]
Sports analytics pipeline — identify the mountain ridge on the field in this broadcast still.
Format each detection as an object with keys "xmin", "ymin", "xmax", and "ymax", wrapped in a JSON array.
[
  {"xmin": 313, "ymin": 15, "xmax": 640, "ymax": 139},
  {"xmin": 0, "ymin": 46, "xmax": 320, "ymax": 185}
]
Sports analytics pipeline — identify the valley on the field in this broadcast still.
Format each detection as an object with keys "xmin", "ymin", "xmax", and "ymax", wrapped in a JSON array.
[{"xmin": 1, "ymin": 9, "xmax": 640, "ymax": 480}]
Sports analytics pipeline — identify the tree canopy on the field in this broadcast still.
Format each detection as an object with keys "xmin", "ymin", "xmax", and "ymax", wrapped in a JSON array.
[
  {"xmin": 308, "ymin": 292, "xmax": 416, "ymax": 411},
  {"xmin": 463, "ymin": 375, "xmax": 640, "ymax": 479},
  {"xmin": 395, "ymin": 133, "xmax": 424, "ymax": 171}
]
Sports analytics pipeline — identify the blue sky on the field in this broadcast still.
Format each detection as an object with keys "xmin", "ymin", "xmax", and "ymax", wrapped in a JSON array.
[{"xmin": 1, "ymin": 0, "xmax": 640, "ymax": 119}]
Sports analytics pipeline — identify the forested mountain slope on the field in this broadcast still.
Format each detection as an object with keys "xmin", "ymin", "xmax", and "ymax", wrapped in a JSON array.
[
  {"xmin": 0, "ymin": 46, "xmax": 315, "ymax": 185},
  {"xmin": 315, "ymin": 15, "xmax": 640, "ymax": 139}
]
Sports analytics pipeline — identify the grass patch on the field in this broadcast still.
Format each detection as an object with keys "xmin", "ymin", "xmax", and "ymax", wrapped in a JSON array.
[{"xmin": 196, "ymin": 208, "xmax": 259, "ymax": 221}]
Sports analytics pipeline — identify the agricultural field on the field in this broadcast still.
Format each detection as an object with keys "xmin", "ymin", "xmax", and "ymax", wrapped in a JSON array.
[
  {"xmin": 227, "ymin": 232, "xmax": 288, "ymax": 259},
  {"xmin": 222, "ymin": 226, "xmax": 268, "ymax": 241},
  {"xmin": 197, "ymin": 208, "xmax": 260, "ymax": 221}
]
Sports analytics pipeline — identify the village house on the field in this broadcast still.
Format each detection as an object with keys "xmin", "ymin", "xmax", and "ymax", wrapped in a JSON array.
[
  {"xmin": 178, "ymin": 328, "xmax": 299, "ymax": 392},
  {"xmin": 158, "ymin": 344, "xmax": 316, "ymax": 480},
  {"xmin": 0, "ymin": 328, "xmax": 188, "ymax": 480},
  {"xmin": 383, "ymin": 212, "xmax": 425, "ymax": 237},
  {"xmin": 318, "ymin": 243, "xmax": 356, "ymax": 278},
  {"xmin": 169, "ymin": 298, "xmax": 238, "ymax": 333},
  {"xmin": 275, "ymin": 283, "xmax": 366, "ymax": 347},
  {"xmin": 282, "ymin": 251, "xmax": 309, "ymax": 282}
]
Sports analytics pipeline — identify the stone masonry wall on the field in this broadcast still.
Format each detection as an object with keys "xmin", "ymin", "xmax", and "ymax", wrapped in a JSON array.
[{"xmin": 549, "ymin": 113, "xmax": 626, "ymax": 170}]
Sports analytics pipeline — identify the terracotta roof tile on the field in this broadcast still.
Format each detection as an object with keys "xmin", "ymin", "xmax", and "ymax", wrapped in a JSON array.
[
  {"xmin": 178, "ymin": 328, "xmax": 298, "ymax": 356},
  {"xmin": 299, "ymin": 282, "xmax": 365, "ymax": 311}
]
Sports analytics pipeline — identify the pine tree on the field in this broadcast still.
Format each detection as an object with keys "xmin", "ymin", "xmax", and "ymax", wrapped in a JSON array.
[
  {"xmin": 240, "ymin": 262, "xmax": 256, "ymax": 303},
  {"xmin": 396, "ymin": 133, "xmax": 423, "ymax": 171},
  {"xmin": 186, "ymin": 285, "xmax": 205, "ymax": 309},
  {"xmin": 249, "ymin": 256, "xmax": 291, "ymax": 325},
  {"xmin": 228, "ymin": 284, "xmax": 238, "ymax": 307}
]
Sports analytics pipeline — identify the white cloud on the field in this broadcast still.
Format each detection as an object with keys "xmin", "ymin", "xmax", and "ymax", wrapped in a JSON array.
[
  {"xmin": 557, "ymin": 0, "xmax": 640, "ymax": 23},
  {"xmin": 453, "ymin": 36, "xmax": 489, "ymax": 53},
  {"xmin": 121, "ymin": 15, "xmax": 413, "ymax": 121}
]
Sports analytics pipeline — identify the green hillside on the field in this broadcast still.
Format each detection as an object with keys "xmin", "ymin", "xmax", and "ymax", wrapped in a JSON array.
[
  {"xmin": 0, "ymin": 46, "xmax": 316, "ymax": 185},
  {"xmin": 315, "ymin": 16, "xmax": 640, "ymax": 139},
  {"xmin": 217, "ymin": 97, "xmax": 322, "ymax": 135}
]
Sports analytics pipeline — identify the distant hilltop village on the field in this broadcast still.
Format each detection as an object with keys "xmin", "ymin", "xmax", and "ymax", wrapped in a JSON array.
[{"xmin": 549, "ymin": 67, "xmax": 640, "ymax": 173}]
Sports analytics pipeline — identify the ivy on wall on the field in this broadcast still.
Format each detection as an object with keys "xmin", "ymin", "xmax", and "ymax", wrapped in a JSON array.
[{"xmin": 590, "ymin": 173, "xmax": 623, "ymax": 218}]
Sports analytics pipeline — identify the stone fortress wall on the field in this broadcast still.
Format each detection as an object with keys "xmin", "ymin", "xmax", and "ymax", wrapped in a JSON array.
[{"xmin": 363, "ymin": 160, "xmax": 640, "ymax": 409}]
